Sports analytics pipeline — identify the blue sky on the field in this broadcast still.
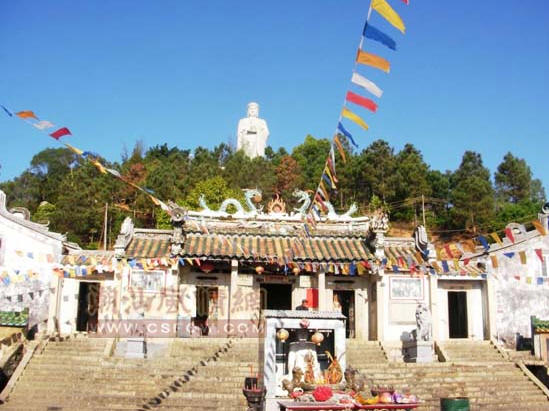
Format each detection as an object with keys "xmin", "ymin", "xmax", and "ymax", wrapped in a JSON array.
[{"xmin": 1, "ymin": 0, "xmax": 548, "ymax": 191}]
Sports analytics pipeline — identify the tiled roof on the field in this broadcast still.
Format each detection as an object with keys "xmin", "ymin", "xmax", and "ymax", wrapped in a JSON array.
[
  {"xmin": 0, "ymin": 309, "xmax": 28, "ymax": 327},
  {"xmin": 182, "ymin": 233, "xmax": 374, "ymax": 263},
  {"xmin": 532, "ymin": 316, "xmax": 549, "ymax": 333},
  {"xmin": 126, "ymin": 237, "xmax": 171, "ymax": 258},
  {"xmin": 61, "ymin": 251, "xmax": 115, "ymax": 266}
]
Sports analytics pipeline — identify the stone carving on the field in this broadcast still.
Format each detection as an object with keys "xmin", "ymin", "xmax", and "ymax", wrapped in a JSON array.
[
  {"xmin": 371, "ymin": 210, "xmax": 389, "ymax": 232},
  {"xmin": 414, "ymin": 225, "xmax": 428, "ymax": 256},
  {"xmin": 292, "ymin": 189, "xmax": 311, "ymax": 215},
  {"xmin": 414, "ymin": 303, "xmax": 432, "ymax": 342},
  {"xmin": 324, "ymin": 201, "xmax": 358, "ymax": 220},
  {"xmin": 114, "ymin": 217, "xmax": 134, "ymax": 258},
  {"xmin": 237, "ymin": 102, "xmax": 269, "ymax": 159},
  {"xmin": 542, "ymin": 202, "xmax": 549, "ymax": 214},
  {"xmin": 198, "ymin": 189, "xmax": 262, "ymax": 217},
  {"xmin": 267, "ymin": 193, "xmax": 286, "ymax": 214},
  {"xmin": 167, "ymin": 201, "xmax": 186, "ymax": 223}
]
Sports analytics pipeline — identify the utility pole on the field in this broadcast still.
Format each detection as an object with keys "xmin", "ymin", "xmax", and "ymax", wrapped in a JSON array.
[{"xmin": 103, "ymin": 203, "xmax": 108, "ymax": 251}]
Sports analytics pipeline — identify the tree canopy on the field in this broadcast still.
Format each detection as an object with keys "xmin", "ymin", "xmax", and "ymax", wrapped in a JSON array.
[{"xmin": 0, "ymin": 137, "xmax": 545, "ymax": 248}]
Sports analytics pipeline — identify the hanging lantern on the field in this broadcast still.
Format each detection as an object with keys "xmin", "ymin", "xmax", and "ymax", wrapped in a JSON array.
[
  {"xmin": 293, "ymin": 267, "xmax": 300, "ymax": 275},
  {"xmin": 255, "ymin": 265, "xmax": 265, "ymax": 274},
  {"xmin": 200, "ymin": 262, "xmax": 215, "ymax": 273},
  {"xmin": 276, "ymin": 328, "xmax": 289, "ymax": 343},
  {"xmin": 311, "ymin": 330, "xmax": 324, "ymax": 346}
]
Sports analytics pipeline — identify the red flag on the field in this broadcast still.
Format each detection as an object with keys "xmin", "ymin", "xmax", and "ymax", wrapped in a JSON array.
[
  {"xmin": 402, "ymin": 0, "xmax": 409, "ymax": 4},
  {"xmin": 504, "ymin": 227, "xmax": 515, "ymax": 243},
  {"xmin": 49, "ymin": 127, "xmax": 71, "ymax": 140},
  {"xmin": 345, "ymin": 91, "xmax": 378, "ymax": 112},
  {"xmin": 444, "ymin": 244, "xmax": 454, "ymax": 259},
  {"xmin": 535, "ymin": 249, "xmax": 544, "ymax": 262}
]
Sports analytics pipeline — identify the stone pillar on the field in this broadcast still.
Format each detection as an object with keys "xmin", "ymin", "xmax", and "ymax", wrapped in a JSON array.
[
  {"xmin": 428, "ymin": 275, "xmax": 439, "ymax": 340},
  {"xmin": 318, "ymin": 270, "xmax": 326, "ymax": 311},
  {"xmin": 229, "ymin": 259, "xmax": 238, "ymax": 326},
  {"xmin": 376, "ymin": 276, "xmax": 385, "ymax": 341},
  {"xmin": 485, "ymin": 276, "xmax": 497, "ymax": 340}
]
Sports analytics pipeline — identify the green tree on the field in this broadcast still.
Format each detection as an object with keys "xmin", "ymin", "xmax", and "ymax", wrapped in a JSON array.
[
  {"xmin": 291, "ymin": 135, "xmax": 331, "ymax": 191},
  {"xmin": 184, "ymin": 176, "xmax": 244, "ymax": 211},
  {"xmin": 494, "ymin": 152, "xmax": 533, "ymax": 204},
  {"xmin": 450, "ymin": 151, "xmax": 495, "ymax": 231}
]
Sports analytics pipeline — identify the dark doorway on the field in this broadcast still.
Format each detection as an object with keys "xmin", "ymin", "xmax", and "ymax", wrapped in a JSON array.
[
  {"xmin": 76, "ymin": 282, "xmax": 100, "ymax": 332},
  {"xmin": 334, "ymin": 290, "xmax": 355, "ymax": 338},
  {"xmin": 448, "ymin": 291, "xmax": 468, "ymax": 338},
  {"xmin": 260, "ymin": 283, "xmax": 292, "ymax": 310},
  {"xmin": 194, "ymin": 286, "xmax": 218, "ymax": 336}
]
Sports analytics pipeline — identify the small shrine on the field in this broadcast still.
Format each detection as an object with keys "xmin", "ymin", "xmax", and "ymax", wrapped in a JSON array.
[{"xmin": 262, "ymin": 310, "xmax": 346, "ymax": 410}]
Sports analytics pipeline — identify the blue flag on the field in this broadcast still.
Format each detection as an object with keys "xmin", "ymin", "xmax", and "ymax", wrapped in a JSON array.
[
  {"xmin": 363, "ymin": 22, "xmax": 397, "ymax": 50},
  {"xmin": 337, "ymin": 122, "xmax": 358, "ymax": 148},
  {"xmin": 477, "ymin": 235, "xmax": 490, "ymax": 251},
  {"xmin": 1, "ymin": 105, "xmax": 13, "ymax": 117}
]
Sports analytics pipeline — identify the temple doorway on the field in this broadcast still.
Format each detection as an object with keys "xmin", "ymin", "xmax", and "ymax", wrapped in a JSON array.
[
  {"xmin": 260, "ymin": 283, "xmax": 292, "ymax": 310},
  {"xmin": 194, "ymin": 286, "xmax": 218, "ymax": 336},
  {"xmin": 334, "ymin": 290, "xmax": 355, "ymax": 338},
  {"xmin": 448, "ymin": 291, "xmax": 468, "ymax": 338},
  {"xmin": 76, "ymin": 282, "xmax": 100, "ymax": 332}
]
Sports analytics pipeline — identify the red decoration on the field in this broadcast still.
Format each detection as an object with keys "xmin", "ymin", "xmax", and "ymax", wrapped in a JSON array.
[
  {"xmin": 49, "ymin": 127, "xmax": 71, "ymax": 140},
  {"xmin": 312, "ymin": 386, "xmax": 333, "ymax": 402},
  {"xmin": 505, "ymin": 227, "xmax": 515, "ymax": 243},
  {"xmin": 200, "ymin": 262, "xmax": 215, "ymax": 273},
  {"xmin": 345, "ymin": 91, "xmax": 378, "ymax": 112}
]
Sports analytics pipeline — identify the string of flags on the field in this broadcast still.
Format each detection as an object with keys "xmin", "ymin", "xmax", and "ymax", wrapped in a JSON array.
[
  {"xmin": 308, "ymin": 0, "xmax": 410, "ymax": 222},
  {"xmin": 0, "ymin": 104, "xmax": 172, "ymax": 215}
]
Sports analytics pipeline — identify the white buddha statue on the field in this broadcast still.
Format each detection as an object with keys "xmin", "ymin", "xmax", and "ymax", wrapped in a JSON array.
[{"xmin": 237, "ymin": 102, "xmax": 269, "ymax": 158}]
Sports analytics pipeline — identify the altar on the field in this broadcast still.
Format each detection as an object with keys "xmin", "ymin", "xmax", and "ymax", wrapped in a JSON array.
[{"xmin": 263, "ymin": 310, "xmax": 347, "ymax": 411}]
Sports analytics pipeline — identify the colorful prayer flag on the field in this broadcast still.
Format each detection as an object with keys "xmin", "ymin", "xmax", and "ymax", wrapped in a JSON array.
[
  {"xmin": 356, "ymin": 50, "xmax": 390, "ymax": 73},
  {"xmin": 490, "ymin": 232, "xmax": 503, "ymax": 246},
  {"xmin": 532, "ymin": 220, "xmax": 547, "ymax": 236},
  {"xmin": 337, "ymin": 122, "xmax": 359, "ymax": 148},
  {"xmin": 351, "ymin": 72, "xmax": 383, "ymax": 99},
  {"xmin": 33, "ymin": 120, "xmax": 55, "ymax": 130},
  {"xmin": 504, "ymin": 252, "xmax": 515, "ymax": 259},
  {"xmin": 16, "ymin": 110, "xmax": 38, "ymax": 120},
  {"xmin": 341, "ymin": 107, "xmax": 369, "ymax": 130},
  {"xmin": 371, "ymin": 0, "xmax": 406, "ymax": 33},
  {"xmin": 345, "ymin": 91, "xmax": 378, "ymax": 112},
  {"xmin": 505, "ymin": 227, "xmax": 515, "ymax": 243},
  {"xmin": 1, "ymin": 105, "xmax": 13, "ymax": 117},
  {"xmin": 363, "ymin": 22, "xmax": 397, "ymax": 50},
  {"xmin": 477, "ymin": 235, "xmax": 490, "ymax": 251},
  {"xmin": 49, "ymin": 127, "xmax": 72, "ymax": 140},
  {"xmin": 401, "ymin": 0, "xmax": 409, "ymax": 4},
  {"xmin": 490, "ymin": 255, "xmax": 499, "ymax": 268},
  {"xmin": 333, "ymin": 136, "xmax": 346, "ymax": 163},
  {"xmin": 535, "ymin": 249, "xmax": 544, "ymax": 262},
  {"xmin": 519, "ymin": 251, "xmax": 527, "ymax": 265}
]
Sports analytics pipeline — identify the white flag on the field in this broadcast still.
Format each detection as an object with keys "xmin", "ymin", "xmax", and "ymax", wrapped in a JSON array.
[
  {"xmin": 351, "ymin": 72, "xmax": 383, "ymax": 98},
  {"xmin": 33, "ymin": 120, "xmax": 55, "ymax": 130}
]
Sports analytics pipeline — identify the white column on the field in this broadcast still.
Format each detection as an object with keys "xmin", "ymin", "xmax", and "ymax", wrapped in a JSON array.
[
  {"xmin": 485, "ymin": 277, "xmax": 497, "ymax": 340},
  {"xmin": 229, "ymin": 259, "xmax": 238, "ymax": 325},
  {"xmin": 318, "ymin": 270, "xmax": 326, "ymax": 311},
  {"xmin": 376, "ymin": 276, "xmax": 385, "ymax": 341},
  {"xmin": 429, "ymin": 275, "xmax": 439, "ymax": 341}
]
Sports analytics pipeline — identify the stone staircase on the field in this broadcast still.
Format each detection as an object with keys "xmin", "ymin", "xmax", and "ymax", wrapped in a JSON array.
[
  {"xmin": 438, "ymin": 340, "xmax": 506, "ymax": 362},
  {"xmin": 347, "ymin": 339, "xmax": 549, "ymax": 410},
  {"xmin": 0, "ymin": 336, "xmax": 262, "ymax": 410}
]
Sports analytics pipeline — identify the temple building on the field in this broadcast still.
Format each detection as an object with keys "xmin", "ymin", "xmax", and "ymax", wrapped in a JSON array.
[{"xmin": 55, "ymin": 189, "xmax": 504, "ymax": 350}]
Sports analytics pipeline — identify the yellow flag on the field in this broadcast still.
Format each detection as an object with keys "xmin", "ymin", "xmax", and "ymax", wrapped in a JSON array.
[
  {"xmin": 519, "ymin": 251, "xmax": 527, "ymax": 265},
  {"xmin": 372, "ymin": 0, "xmax": 406, "ymax": 33},
  {"xmin": 532, "ymin": 220, "xmax": 547, "ymax": 236},
  {"xmin": 490, "ymin": 232, "xmax": 503, "ymax": 246},
  {"xmin": 64, "ymin": 143, "xmax": 84, "ymax": 156},
  {"xmin": 341, "ymin": 107, "xmax": 369, "ymax": 130},
  {"xmin": 333, "ymin": 136, "xmax": 346, "ymax": 163},
  {"xmin": 356, "ymin": 50, "xmax": 390, "ymax": 73},
  {"xmin": 490, "ymin": 255, "xmax": 499, "ymax": 269}
]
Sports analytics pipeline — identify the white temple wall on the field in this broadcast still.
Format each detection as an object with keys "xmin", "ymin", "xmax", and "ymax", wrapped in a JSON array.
[
  {"xmin": 0, "ymin": 206, "xmax": 63, "ymax": 330},
  {"xmin": 490, "ymin": 234, "xmax": 549, "ymax": 344},
  {"xmin": 57, "ymin": 278, "xmax": 79, "ymax": 335}
]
